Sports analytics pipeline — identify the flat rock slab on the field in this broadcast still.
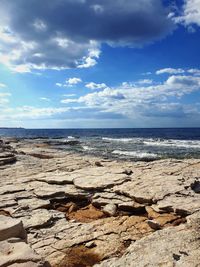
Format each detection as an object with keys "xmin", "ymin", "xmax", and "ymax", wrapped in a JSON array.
[
  {"xmin": 16, "ymin": 209, "xmax": 53, "ymax": 230},
  {"xmin": 153, "ymin": 194, "xmax": 200, "ymax": 215},
  {"xmin": 0, "ymin": 185, "xmax": 25, "ymax": 195},
  {"xmin": 0, "ymin": 238, "xmax": 45, "ymax": 267},
  {"xmin": 113, "ymin": 174, "xmax": 195, "ymax": 204},
  {"xmin": 95, "ymin": 223, "xmax": 200, "ymax": 267},
  {"xmin": 91, "ymin": 191, "xmax": 144, "ymax": 211},
  {"xmin": 17, "ymin": 198, "xmax": 50, "ymax": 211},
  {"xmin": 33, "ymin": 172, "xmax": 74, "ymax": 185},
  {"xmin": 72, "ymin": 167, "xmax": 129, "ymax": 190}
]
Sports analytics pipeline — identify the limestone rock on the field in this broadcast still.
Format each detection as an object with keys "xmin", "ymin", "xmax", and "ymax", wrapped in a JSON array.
[
  {"xmin": 147, "ymin": 220, "xmax": 161, "ymax": 230},
  {"xmin": 34, "ymin": 172, "xmax": 74, "ymax": 185},
  {"xmin": 95, "ymin": 223, "xmax": 200, "ymax": 267},
  {"xmin": 73, "ymin": 167, "xmax": 129, "ymax": 190},
  {"xmin": 154, "ymin": 194, "xmax": 200, "ymax": 215},
  {"xmin": 18, "ymin": 209, "xmax": 53, "ymax": 230},
  {"xmin": 0, "ymin": 238, "xmax": 45, "ymax": 267},
  {"xmin": 0, "ymin": 215, "xmax": 27, "ymax": 241},
  {"xmin": 103, "ymin": 204, "xmax": 117, "ymax": 216}
]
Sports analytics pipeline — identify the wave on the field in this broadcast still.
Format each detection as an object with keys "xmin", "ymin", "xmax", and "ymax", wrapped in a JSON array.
[
  {"xmin": 82, "ymin": 145, "xmax": 95, "ymax": 151},
  {"xmin": 102, "ymin": 137, "xmax": 140, "ymax": 142},
  {"xmin": 143, "ymin": 139, "xmax": 200, "ymax": 149},
  {"xmin": 102, "ymin": 137, "xmax": 200, "ymax": 149},
  {"xmin": 67, "ymin": 136, "xmax": 76, "ymax": 139},
  {"xmin": 112, "ymin": 150, "xmax": 158, "ymax": 159}
]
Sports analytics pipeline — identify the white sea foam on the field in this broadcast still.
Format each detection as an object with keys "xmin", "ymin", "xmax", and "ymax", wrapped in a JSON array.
[
  {"xmin": 82, "ymin": 145, "xmax": 95, "ymax": 151},
  {"xmin": 102, "ymin": 137, "xmax": 139, "ymax": 142},
  {"xmin": 143, "ymin": 139, "xmax": 200, "ymax": 149},
  {"xmin": 67, "ymin": 136, "xmax": 75, "ymax": 139},
  {"xmin": 112, "ymin": 150, "xmax": 158, "ymax": 159}
]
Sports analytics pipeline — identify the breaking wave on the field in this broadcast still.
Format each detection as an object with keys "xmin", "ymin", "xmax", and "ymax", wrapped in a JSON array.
[{"xmin": 112, "ymin": 150, "xmax": 158, "ymax": 159}]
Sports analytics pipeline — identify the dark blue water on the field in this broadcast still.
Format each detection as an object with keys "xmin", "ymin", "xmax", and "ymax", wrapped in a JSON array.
[{"xmin": 1, "ymin": 128, "xmax": 200, "ymax": 160}]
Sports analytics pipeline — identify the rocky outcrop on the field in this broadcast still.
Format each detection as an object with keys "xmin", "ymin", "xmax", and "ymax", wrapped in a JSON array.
[
  {"xmin": 0, "ymin": 138, "xmax": 200, "ymax": 267},
  {"xmin": 95, "ymin": 212, "xmax": 200, "ymax": 267},
  {"xmin": 0, "ymin": 215, "xmax": 47, "ymax": 267},
  {"xmin": 0, "ymin": 139, "xmax": 17, "ymax": 166}
]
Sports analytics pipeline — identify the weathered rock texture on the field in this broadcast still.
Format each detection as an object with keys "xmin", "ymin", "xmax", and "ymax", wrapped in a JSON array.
[
  {"xmin": 0, "ymin": 215, "xmax": 47, "ymax": 267},
  {"xmin": 0, "ymin": 138, "xmax": 200, "ymax": 267}
]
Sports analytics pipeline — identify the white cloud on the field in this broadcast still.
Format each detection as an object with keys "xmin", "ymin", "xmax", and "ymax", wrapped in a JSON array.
[
  {"xmin": 177, "ymin": 0, "xmax": 200, "ymax": 27},
  {"xmin": 0, "ymin": 83, "xmax": 7, "ymax": 88},
  {"xmin": 136, "ymin": 79, "xmax": 153, "ymax": 85},
  {"xmin": 60, "ymin": 74, "xmax": 200, "ymax": 118},
  {"xmin": 156, "ymin": 68, "xmax": 185, "ymax": 75},
  {"xmin": 61, "ymin": 99, "xmax": 78, "ymax": 104},
  {"xmin": 166, "ymin": 75, "xmax": 200, "ymax": 89},
  {"xmin": 67, "ymin": 77, "xmax": 82, "ymax": 85},
  {"xmin": 62, "ymin": 94, "xmax": 76, "ymax": 97},
  {"xmin": 56, "ymin": 83, "xmax": 63, "ymax": 87},
  {"xmin": 1, "ymin": 73, "xmax": 200, "ymax": 124},
  {"xmin": 188, "ymin": 68, "xmax": 200, "ymax": 75},
  {"xmin": 33, "ymin": 19, "xmax": 47, "ymax": 32},
  {"xmin": 0, "ymin": 92, "xmax": 11, "ymax": 105},
  {"xmin": 0, "ymin": 106, "xmax": 70, "ymax": 120},
  {"xmin": 39, "ymin": 97, "xmax": 50, "ymax": 101},
  {"xmin": 56, "ymin": 77, "xmax": 82, "ymax": 88},
  {"xmin": 85, "ymin": 82, "xmax": 107, "ymax": 90}
]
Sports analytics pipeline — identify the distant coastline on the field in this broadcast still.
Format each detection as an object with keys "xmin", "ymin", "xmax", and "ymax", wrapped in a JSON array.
[{"xmin": 0, "ymin": 127, "xmax": 25, "ymax": 129}]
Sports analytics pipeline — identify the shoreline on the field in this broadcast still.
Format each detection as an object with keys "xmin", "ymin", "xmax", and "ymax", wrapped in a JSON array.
[{"xmin": 0, "ymin": 137, "xmax": 200, "ymax": 266}]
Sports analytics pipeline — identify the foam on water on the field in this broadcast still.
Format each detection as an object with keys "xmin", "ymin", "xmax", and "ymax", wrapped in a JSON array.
[
  {"xmin": 82, "ymin": 145, "xmax": 95, "ymax": 151},
  {"xmin": 112, "ymin": 150, "xmax": 158, "ymax": 159},
  {"xmin": 102, "ymin": 137, "xmax": 140, "ymax": 142},
  {"xmin": 67, "ymin": 136, "xmax": 76, "ymax": 139},
  {"xmin": 143, "ymin": 139, "xmax": 200, "ymax": 149}
]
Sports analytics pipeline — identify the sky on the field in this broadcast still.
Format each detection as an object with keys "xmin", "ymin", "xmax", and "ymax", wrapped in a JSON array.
[{"xmin": 0, "ymin": 0, "xmax": 200, "ymax": 128}]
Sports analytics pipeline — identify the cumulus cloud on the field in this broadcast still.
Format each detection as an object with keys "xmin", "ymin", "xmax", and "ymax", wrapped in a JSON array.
[
  {"xmin": 85, "ymin": 82, "xmax": 107, "ymax": 90},
  {"xmin": 136, "ymin": 79, "xmax": 153, "ymax": 85},
  {"xmin": 61, "ymin": 74, "xmax": 200, "ymax": 118},
  {"xmin": 188, "ymin": 68, "xmax": 200, "ymax": 75},
  {"xmin": 1, "ymin": 73, "xmax": 200, "ymax": 124},
  {"xmin": 156, "ymin": 68, "xmax": 185, "ymax": 75},
  {"xmin": 0, "ymin": 0, "xmax": 174, "ymax": 72},
  {"xmin": 176, "ymin": 0, "xmax": 200, "ymax": 27},
  {"xmin": 67, "ymin": 78, "xmax": 82, "ymax": 85},
  {"xmin": 56, "ymin": 77, "xmax": 82, "ymax": 87}
]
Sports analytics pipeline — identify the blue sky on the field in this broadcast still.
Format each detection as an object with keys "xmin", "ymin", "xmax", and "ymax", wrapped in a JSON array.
[{"xmin": 0, "ymin": 0, "xmax": 200, "ymax": 128}]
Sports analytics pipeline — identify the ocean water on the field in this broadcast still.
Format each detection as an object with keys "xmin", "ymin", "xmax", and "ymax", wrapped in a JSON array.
[{"xmin": 1, "ymin": 128, "xmax": 200, "ymax": 161}]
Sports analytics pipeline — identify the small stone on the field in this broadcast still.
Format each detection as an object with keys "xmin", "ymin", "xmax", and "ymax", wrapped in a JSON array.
[
  {"xmin": 85, "ymin": 241, "xmax": 96, "ymax": 248},
  {"xmin": 103, "ymin": 204, "xmax": 117, "ymax": 216},
  {"xmin": 95, "ymin": 161, "xmax": 103, "ymax": 167},
  {"xmin": 147, "ymin": 220, "xmax": 161, "ymax": 230},
  {"xmin": 123, "ymin": 169, "xmax": 133, "ymax": 175},
  {"xmin": 68, "ymin": 203, "xmax": 78, "ymax": 213}
]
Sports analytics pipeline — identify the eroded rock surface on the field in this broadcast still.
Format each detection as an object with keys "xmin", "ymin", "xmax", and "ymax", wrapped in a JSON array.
[
  {"xmin": 0, "ymin": 138, "xmax": 200, "ymax": 267},
  {"xmin": 0, "ymin": 215, "xmax": 47, "ymax": 267}
]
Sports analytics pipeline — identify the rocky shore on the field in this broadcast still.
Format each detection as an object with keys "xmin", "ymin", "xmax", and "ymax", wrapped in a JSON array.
[{"xmin": 0, "ymin": 137, "xmax": 200, "ymax": 267}]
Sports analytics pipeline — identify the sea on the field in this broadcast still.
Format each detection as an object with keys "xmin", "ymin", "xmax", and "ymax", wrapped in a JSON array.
[{"xmin": 1, "ymin": 128, "xmax": 200, "ymax": 161}]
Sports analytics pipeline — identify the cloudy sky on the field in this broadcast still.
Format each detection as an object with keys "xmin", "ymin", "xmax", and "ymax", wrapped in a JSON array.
[{"xmin": 0, "ymin": 0, "xmax": 200, "ymax": 128}]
